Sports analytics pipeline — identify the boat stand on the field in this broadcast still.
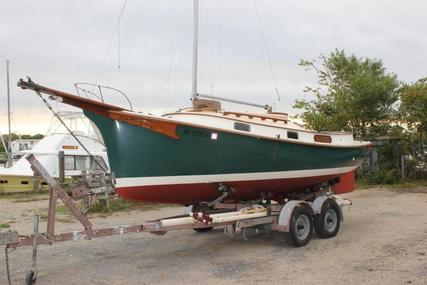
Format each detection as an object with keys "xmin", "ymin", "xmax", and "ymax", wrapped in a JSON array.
[{"xmin": 1, "ymin": 154, "xmax": 351, "ymax": 285}]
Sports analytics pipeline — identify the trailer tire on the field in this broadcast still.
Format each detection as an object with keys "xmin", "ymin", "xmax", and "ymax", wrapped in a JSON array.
[
  {"xmin": 285, "ymin": 206, "xmax": 313, "ymax": 247},
  {"xmin": 314, "ymin": 199, "xmax": 341, "ymax": 238},
  {"xmin": 193, "ymin": 227, "xmax": 213, "ymax": 233}
]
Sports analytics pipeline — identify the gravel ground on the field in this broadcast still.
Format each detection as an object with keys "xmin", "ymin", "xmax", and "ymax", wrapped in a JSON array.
[{"xmin": 1, "ymin": 188, "xmax": 426, "ymax": 285}]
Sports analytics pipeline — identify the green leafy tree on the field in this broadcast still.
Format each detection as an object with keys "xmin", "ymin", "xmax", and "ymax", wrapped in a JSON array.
[
  {"xmin": 294, "ymin": 50, "xmax": 400, "ymax": 138},
  {"xmin": 31, "ymin": 134, "xmax": 44, "ymax": 140},
  {"xmin": 399, "ymin": 78, "xmax": 427, "ymax": 178},
  {"xmin": 0, "ymin": 133, "xmax": 44, "ymax": 153},
  {"xmin": 399, "ymin": 78, "xmax": 427, "ymax": 137}
]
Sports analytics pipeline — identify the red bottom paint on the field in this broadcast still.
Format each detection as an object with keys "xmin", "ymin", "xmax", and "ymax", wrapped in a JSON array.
[
  {"xmin": 116, "ymin": 171, "xmax": 355, "ymax": 205},
  {"xmin": 333, "ymin": 171, "xmax": 355, "ymax": 194}
]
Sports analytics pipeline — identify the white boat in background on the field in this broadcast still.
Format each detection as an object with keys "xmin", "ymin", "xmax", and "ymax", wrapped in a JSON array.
[
  {"xmin": 11, "ymin": 139, "xmax": 41, "ymax": 159},
  {"xmin": 0, "ymin": 112, "xmax": 109, "ymax": 194}
]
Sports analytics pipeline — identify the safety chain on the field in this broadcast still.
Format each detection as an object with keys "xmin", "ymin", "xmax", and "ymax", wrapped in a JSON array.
[{"xmin": 34, "ymin": 90, "xmax": 109, "ymax": 176}]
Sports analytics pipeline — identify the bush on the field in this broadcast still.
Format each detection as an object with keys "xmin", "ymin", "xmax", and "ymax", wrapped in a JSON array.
[{"xmin": 360, "ymin": 169, "xmax": 400, "ymax": 185}]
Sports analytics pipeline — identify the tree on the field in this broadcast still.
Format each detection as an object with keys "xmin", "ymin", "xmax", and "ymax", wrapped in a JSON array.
[
  {"xmin": 0, "ymin": 133, "xmax": 45, "ymax": 153},
  {"xmin": 294, "ymin": 50, "xmax": 400, "ymax": 138},
  {"xmin": 399, "ymin": 78, "xmax": 427, "ymax": 137},
  {"xmin": 399, "ymin": 78, "xmax": 427, "ymax": 178}
]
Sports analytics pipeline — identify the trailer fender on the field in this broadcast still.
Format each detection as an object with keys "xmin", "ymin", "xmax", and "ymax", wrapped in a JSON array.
[
  {"xmin": 312, "ymin": 196, "xmax": 343, "ymax": 221},
  {"xmin": 277, "ymin": 200, "xmax": 314, "ymax": 232}
]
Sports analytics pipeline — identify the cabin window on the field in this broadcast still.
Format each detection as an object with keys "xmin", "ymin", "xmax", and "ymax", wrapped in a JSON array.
[
  {"xmin": 314, "ymin": 134, "xmax": 332, "ymax": 143},
  {"xmin": 21, "ymin": 181, "xmax": 29, "ymax": 185},
  {"xmin": 287, "ymin": 131, "xmax": 299, "ymax": 140},
  {"xmin": 75, "ymin": 156, "xmax": 91, "ymax": 170},
  {"xmin": 64, "ymin": 156, "xmax": 75, "ymax": 170},
  {"xmin": 64, "ymin": 155, "xmax": 107, "ymax": 171},
  {"xmin": 0, "ymin": 180, "xmax": 8, "ymax": 184},
  {"xmin": 234, "ymin": 122, "xmax": 251, "ymax": 132}
]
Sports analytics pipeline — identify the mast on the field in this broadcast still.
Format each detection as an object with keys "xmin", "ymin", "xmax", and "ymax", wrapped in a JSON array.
[
  {"xmin": 191, "ymin": 0, "xmax": 199, "ymax": 100},
  {"xmin": 6, "ymin": 59, "xmax": 12, "ymax": 168}
]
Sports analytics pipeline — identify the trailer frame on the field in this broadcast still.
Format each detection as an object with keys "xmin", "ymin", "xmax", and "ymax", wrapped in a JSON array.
[{"xmin": 1, "ymin": 154, "xmax": 351, "ymax": 285}]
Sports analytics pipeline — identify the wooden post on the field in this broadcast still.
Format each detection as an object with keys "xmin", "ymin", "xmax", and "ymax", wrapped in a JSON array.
[{"xmin": 58, "ymin": 151, "xmax": 65, "ymax": 186}]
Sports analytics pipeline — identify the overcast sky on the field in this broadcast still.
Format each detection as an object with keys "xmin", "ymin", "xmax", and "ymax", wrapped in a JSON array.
[{"xmin": 1, "ymin": 0, "xmax": 426, "ymax": 134}]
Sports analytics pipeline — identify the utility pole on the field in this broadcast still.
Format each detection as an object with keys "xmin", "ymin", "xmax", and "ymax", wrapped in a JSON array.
[{"xmin": 6, "ymin": 58, "xmax": 12, "ymax": 168}]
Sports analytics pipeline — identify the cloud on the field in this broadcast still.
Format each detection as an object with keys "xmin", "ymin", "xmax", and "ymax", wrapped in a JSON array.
[{"xmin": 0, "ymin": 0, "xmax": 426, "ymax": 134}]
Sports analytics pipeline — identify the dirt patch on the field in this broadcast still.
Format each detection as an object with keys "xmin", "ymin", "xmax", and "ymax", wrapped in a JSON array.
[{"xmin": 0, "ymin": 189, "xmax": 426, "ymax": 285}]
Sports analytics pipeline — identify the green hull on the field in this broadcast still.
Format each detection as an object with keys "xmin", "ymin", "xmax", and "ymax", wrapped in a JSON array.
[{"xmin": 84, "ymin": 110, "xmax": 366, "ymax": 179}]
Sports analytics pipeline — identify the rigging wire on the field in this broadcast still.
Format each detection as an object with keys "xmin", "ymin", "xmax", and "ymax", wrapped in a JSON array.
[
  {"xmin": 34, "ymin": 91, "xmax": 109, "ymax": 175},
  {"xmin": 173, "ymin": 1, "xmax": 191, "ymax": 98},
  {"xmin": 218, "ymin": 0, "xmax": 223, "ymax": 96},
  {"xmin": 252, "ymin": 0, "xmax": 283, "ymax": 112},
  {"xmin": 118, "ymin": 20, "xmax": 121, "ymax": 69},
  {"xmin": 94, "ymin": 0, "xmax": 128, "ymax": 85},
  {"xmin": 203, "ymin": 1, "xmax": 220, "ymax": 95},
  {"xmin": 167, "ymin": 0, "xmax": 176, "ymax": 106}
]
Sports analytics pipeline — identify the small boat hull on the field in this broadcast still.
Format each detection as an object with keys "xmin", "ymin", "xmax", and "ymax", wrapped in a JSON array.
[
  {"xmin": 84, "ymin": 110, "xmax": 367, "ymax": 204},
  {"xmin": 115, "ymin": 170, "xmax": 355, "ymax": 204},
  {"xmin": 0, "ymin": 175, "xmax": 36, "ymax": 194},
  {"xmin": 16, "ymin": 79, "xmax": 369, "ymax": 204}
]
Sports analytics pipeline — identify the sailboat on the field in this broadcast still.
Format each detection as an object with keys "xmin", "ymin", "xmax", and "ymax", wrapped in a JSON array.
[
  {"xmin": 17, "ymin": 1, "xmax": 370, "ymax": 205},
  {"xmin": 0, "ymin": 112, "xmax": 109, "ymax": 194}
]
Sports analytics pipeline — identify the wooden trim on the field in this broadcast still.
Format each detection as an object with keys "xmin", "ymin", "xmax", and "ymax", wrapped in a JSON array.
[
  {"xmin": 20, "ymin": 80, "xmax": 369, "ymax": 148},
  {"xmin": 164, "ymin": 111, "xmax": 312, "ymax": 134},
  {"xmin": 18, "ymin": 79, "xmax": 179, "ymax": 140},
  {"xmin": 314, "ymin": 134, "xmax": 332, "ymax": 143},
  {"xmin": 108, "ymin": 111, "xmax": 180, "ymax": 140},
  {"xmin": 114, "ymin": 111, "xmax": 369, "ymax": 148},
  {"xmin": 223, "ymin": 111, "xmax": 288, "ymax": 123},
  {"xmin": 18, "ymin": 79, "xmax": 126, "ymax": 113},
  {"xmin": 62, "ymin": 145, "xmax": 79, "ymax": 150}
]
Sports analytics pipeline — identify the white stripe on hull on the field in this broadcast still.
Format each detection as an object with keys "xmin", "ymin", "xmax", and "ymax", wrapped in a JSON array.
[{"xmin": 115, "ymin": 166, "xmax": 357, "ymax": 188}]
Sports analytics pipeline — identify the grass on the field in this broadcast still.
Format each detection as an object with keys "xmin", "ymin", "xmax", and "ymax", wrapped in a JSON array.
[
  {"xmin": 0, "ymin": 191, "xmax": 49, "ymax": 203},
  {"xmin": 0, "ymin": 223, "xmax": 11, "ymax": 229},
  {"xmin": 53, "ymin": 197, "xmax": 171, "ymax": 216},
  {"xmin": 0, "ymin": 192, "xmax": 171, "ymax": 214},
  {"xmin": 87, "ymin": 198, "xmax": 167, "ymax": 214},
  {"xmin": 356, "ymin": 179, "xmax": 427, "ymax": 191}
]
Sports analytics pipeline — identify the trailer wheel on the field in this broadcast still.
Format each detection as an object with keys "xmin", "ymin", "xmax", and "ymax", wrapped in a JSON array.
[
  {"xmin": 25, "ymin": 270, "xmax": 37, "ymax": 285},
  {"xmin": 314, "ymin": 199, "xmax": 341, "ymax": 238},
  {"xmin": 193, "ymin": 227, "xmax": 213, "ymax": 233},
  {"xmin": 285, "ymin": 206, "xmax": 313, "ymax": 247}
]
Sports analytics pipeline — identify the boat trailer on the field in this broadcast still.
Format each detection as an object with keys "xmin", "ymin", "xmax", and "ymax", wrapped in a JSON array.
[{"xmin": 1, "ymin": 154, "xmax": 352, "ymax": 285}]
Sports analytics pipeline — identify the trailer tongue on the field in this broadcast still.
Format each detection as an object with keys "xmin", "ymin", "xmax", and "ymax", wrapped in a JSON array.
[{"xmin": 1, "ymin": 154, "xmax": 351, "ymax": 285}]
